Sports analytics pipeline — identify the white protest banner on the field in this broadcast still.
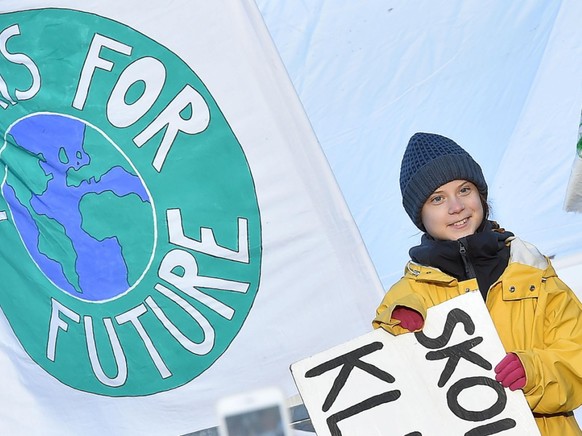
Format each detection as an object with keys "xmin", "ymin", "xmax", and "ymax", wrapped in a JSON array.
[
  {"xmin": 0, "ymin": 1, "xmax": 383, "ymax": 433},
  {"xmin": 291, "ymin": 292, "xmax": 540, "ymax": 436}
]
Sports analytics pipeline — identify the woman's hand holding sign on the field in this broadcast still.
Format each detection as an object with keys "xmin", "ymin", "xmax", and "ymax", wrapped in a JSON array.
[
  {"xmin": 392, "ymin": 306, "xmax": 424, "ymax": 331},
  {"xmin": 495, "ymin": 353, "xmax": 526, "ymax": 391}
]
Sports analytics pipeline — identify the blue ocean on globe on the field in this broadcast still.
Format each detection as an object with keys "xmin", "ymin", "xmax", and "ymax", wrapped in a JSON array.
[{"xmin": 2, "ymin": 113, "xmax": 154, "ymax": 301}]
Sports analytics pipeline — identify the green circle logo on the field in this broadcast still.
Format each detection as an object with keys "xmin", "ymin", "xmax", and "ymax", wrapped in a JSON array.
[{"xmin": 0, "ymin": 8, "xmax": 261, "ymax": 396}]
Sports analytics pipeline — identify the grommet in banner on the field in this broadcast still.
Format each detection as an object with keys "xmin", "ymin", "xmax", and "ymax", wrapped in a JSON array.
[
  {"xmin": 530, "ymin": 285, "xmax": 536, "ymax": 292},
  {"xmin": 509, "ymin": 286, "xmax": 516, "ymax": 293},
  {"xmin": 465, "ymin": 288, "xmax": 470, "ymax": 293}
]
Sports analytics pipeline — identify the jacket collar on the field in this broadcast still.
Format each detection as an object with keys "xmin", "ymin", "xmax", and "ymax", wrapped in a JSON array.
[
  {"xmin": 404, "ymin": 237, "xmax": 557, "ymax": 284},
  {"xmin": 405, "ymin": 261, "xmax": 458, "ymax": 284}
]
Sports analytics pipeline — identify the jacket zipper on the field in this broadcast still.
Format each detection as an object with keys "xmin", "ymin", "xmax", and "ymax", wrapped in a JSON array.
[{"xmin": 458, "ymin": 238, "xmax": 477, "ymax": 279}]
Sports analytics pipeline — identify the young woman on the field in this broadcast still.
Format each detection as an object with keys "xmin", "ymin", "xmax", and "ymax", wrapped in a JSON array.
[{"xmin": 373, "ymin": 132, "xmax": 582, "ymax": 435}]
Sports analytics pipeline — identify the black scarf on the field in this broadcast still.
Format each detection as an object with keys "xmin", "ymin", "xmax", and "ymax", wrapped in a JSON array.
[{"xmin": 409, "ymin": 220, "xmax": 514, "ymax": 300}]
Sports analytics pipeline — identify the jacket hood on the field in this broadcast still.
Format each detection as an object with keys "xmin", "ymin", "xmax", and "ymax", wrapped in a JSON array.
[{"xmin": 507, "ymin": 237, "xmax": 551, "ymax": 271}]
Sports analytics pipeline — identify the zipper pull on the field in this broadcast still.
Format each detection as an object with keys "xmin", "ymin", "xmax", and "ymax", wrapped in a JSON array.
[{"xmin": 459, "ymin": 242, "xmax": 467, "ymax": 255}]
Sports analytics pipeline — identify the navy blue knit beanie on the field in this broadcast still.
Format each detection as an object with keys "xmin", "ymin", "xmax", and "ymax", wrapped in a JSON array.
[{"xmin": 400, "ymin": 132, "xmax": 488, "ymax": 230}]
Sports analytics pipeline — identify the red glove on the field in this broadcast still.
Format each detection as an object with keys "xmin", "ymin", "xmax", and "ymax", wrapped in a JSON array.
[
  {"xmin": 494, "ymin": 353, "xmax": 526, "ymax": 391},
  {"xmin": 391, "ymin": 306, "xmax": 424, "ymax": 331}
]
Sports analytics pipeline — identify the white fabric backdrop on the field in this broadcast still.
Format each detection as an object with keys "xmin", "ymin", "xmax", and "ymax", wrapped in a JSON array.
[
  {"xmin": 256, "ymin": 0, "xmax": 582, "ymax": 427},
  {"xmin": 256, "ymin": 0, "xmax": 582, "ymax": 285}
]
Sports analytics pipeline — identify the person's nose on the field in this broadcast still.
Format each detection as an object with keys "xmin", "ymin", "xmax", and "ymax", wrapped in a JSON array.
[{"xmin": 448, "ymin": 196, "xmax": 465, "ymax": 214}]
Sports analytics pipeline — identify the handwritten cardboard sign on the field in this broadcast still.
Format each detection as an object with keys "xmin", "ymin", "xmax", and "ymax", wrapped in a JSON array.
[{"xmin": 291, "ymin": 292, "xmax": 540, "ymax": 436}]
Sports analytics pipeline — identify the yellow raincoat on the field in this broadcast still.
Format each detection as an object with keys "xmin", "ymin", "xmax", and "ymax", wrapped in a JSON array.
[{"xmin": 373, "ymin": 237, "xmax": 582, "ymax": 435}]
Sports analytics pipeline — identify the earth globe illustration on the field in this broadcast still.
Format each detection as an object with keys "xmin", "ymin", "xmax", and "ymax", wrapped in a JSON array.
[{"xmin": 2, "ymin": 113, "xmax": 155, "ymax": 302}]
